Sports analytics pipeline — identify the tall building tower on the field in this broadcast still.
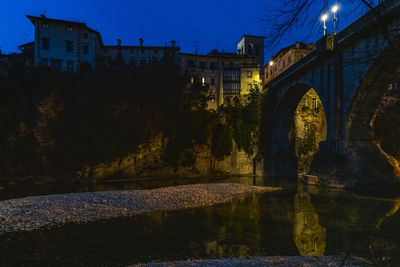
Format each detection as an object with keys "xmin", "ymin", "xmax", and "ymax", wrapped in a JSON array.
[{"xmin": 237, "ymin": 35, "xmax": 265, "ymax": 71}]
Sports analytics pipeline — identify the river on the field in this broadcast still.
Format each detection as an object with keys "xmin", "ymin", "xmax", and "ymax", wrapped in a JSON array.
[{"xmin": 0, "ymin": 175, "xmax": 399, "ymax": 266}]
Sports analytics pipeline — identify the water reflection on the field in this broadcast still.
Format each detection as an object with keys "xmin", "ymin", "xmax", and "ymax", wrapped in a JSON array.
[
  {"xmin": 0, "ymin": 177, "xmax": 399, "ymax": 265},
  {"xmin": 202, "ymin": 194, "xmax": 262, "ymax": 258},
  {"xmin": 293, "ymin": 183, "xmax": 326, "ymax": 256},
  {"xmin": 376, "ymin": 197, "xmax": 400, "ymax": 230}
]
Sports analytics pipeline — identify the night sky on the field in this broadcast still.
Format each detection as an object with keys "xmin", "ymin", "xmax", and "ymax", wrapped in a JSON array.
[{"xmin": 1, "ymin": 0, "xmax": 364, "ymax": 60}]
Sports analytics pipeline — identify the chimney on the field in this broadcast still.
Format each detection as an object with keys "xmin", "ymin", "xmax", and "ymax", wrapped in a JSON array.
[
  {"xmin": 117, "ymin": 38, "xmax": 121, "ymax": 47},
  {"xmin": 139, "ymin": 38, "xmax": 143, "ymax": 47},
  {"xmin": 171, "ymin": 40, "xmax": 176, "ymax": 47}
]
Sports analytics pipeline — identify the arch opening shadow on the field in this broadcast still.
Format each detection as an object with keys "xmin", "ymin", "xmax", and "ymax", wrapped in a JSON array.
[
  {"xmin": 346, "ymin": 36, "xmax": 400, "ymax": 181},
  {"xmin": 269, "ymin": 84, "xmax": 327, "ymax": 175}
]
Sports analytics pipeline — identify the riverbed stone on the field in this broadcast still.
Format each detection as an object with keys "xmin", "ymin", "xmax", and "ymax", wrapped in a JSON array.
[
  {"xmin": 0, "ymin": 183, "xmax": 279, "ymax": 234},
  {"xmin": 133, "ymin": 256, "xmax": 372, "ymax": 266}
]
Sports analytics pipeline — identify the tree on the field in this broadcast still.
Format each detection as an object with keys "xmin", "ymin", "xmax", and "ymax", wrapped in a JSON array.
[{"xmin": 262, "ymin": 0, "xmax": 398, "ymax": 53}]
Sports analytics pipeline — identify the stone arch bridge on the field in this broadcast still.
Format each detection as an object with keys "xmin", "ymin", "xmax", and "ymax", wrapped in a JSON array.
[{"xmin": 262, "ymin": 0, "xmax": 400, "ymax": 184}]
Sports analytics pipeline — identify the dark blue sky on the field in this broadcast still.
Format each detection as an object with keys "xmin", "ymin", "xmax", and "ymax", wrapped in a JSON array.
[{"xmin": 1, "ymin": 0, "xmax": 363, "ymax": 60}]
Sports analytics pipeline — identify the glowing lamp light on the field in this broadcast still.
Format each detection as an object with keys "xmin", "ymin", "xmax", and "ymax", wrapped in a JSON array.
[
  {"xmin": 331, "ymin": 4, "xmax": 339, "ymax": 34},
  {"xmin": 321, "ymin": 14, "xmax": 328, "ymax": 36},
  {"xmin": 269, "ymin": 61, "xmax": 274, "ymax": 66}
]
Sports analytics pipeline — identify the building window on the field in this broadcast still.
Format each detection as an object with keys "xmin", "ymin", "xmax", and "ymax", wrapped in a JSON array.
[
  {"xmin": 312, "ymin": 98, "xmax": 317, "ymax": 110},
  {"xmin": 247, "ymin": 84, "xmax": 252, "ymax": 90},
  {"xmin": 67, "ymin": 60, "xmax": 75, "ymax": 72},
  {"xmin": 84, "ymin": 33, "xmax": 88, "ymax": 39},
  {"xmin": 247, "ymin": 71, "xmax": 252, "ymax": 78},
  {"xmin": 288, "ymin": 56, "xmax": 292, "ymax": 63},
  {"xmin": 191, "ymin": 76, "xmax": 194, "ymax": 84},
  {"xmin": 211, "ymin": 78, "xmax": 215, "ymax": 86},
  {"xmin": 41, "ymin": 38, "xmax": 50, "ymax": 50},
  {"xmin": 187, "ymin": 60, "xmax": 196, "ymax": 68},
  {"xmin": 198, "ymin": 61, "xmax": 208, "ymax": 69},
  {"xmin": 201, "ymin": 77, "xmax": 205, "ymax": 86},
  {"xmin": 209, "ymin": 62, "xmax": 218, "ymax": 70},
  {"xmin": 248, "ymin": 43, "xmax": 253, "ymax": 55},
  {"xmin": 66, "ymin": 26, "xmax": 73, "ymax": 32},
  {"xmin": 42, "ymin": 23, "xmax": 49, "ymax": 28},
  {"xmin": 140, "ymin": 58, "xmax": 146, "ymax": 66},
  {"xmin": 65, "ymin": 41, "xmax": 74, "ymax": 53},
  {"xmin": 83, "ymin": 44, "xmax": 89, "ymax": 55}
]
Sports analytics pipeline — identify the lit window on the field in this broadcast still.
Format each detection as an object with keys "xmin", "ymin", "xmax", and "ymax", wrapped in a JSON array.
[
  {"xmin": 247, "ymin": 84, "xmax": 252, "ymax": 90},
  {"xmin": 42, "ymin": 23, "xmax": 49, "ymax": 28},
  {"xmin": 201, "ymin": 77, "xmax": 205, "ymax": 85},
  {"xmin": 312, "ymin": 98, "xmax": 317, "ymax": 110},
  {"xmin": 247, "ymin": 71, "xmax": 252, "ymax": 78},
  {"xmin": 191, "ymin": 76, "xmax": 194, "ymax": 84},
  {"xmin": 66, "ymin": 26, "xmax": 73, "ymax": 32}
]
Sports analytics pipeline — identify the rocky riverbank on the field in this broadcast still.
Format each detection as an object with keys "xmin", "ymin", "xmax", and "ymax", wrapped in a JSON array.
[
  {"xmin": 0, "ymin": 183, "xmax": 278, "ymax": 234},
  {"xmin": 134, "ymin": 256, "xmax": 372, "ymax": 266}
]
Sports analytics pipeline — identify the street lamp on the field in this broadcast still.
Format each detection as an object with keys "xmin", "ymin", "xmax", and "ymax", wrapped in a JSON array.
[
  {"xmin": 321, "ymin": 14, "xmax": 328, "ymax": 36},
  {"xmin": 331, "ymin": 5, "xmax": 339, "ymax": 34}
]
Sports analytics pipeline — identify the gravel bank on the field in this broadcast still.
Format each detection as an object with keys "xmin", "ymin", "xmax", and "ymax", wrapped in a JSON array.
[
  {"xmin": 0, "ymin": 183, "xmax": 277, "ymax": 234},
  {"xmin": 134, "ymin": 256, "xmax": 372, "ymax": 266}
]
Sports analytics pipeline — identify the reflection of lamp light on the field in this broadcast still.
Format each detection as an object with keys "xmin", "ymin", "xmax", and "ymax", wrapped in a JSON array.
[
  {"xmin": 331, "ymin": 5, "xmax": 339, "ymax": 34},
  {"xmin": 321, "ymin": 14, "xmax": 328, "ymax": 36}
]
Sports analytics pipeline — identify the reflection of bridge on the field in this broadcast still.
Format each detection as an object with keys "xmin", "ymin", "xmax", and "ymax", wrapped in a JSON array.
[{"xmin": 262, "ymin": 0, "xmax": 400, "ymax": 183}]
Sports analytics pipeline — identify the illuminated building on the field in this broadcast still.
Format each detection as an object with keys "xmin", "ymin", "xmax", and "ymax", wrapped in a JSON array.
[
  {"xmin": 180, "ymin": 36, "xmax": 264, "ymax": 109},
  {"xmin": 263, "ymin": 42, "xmax": 316, "ymax": 85}
]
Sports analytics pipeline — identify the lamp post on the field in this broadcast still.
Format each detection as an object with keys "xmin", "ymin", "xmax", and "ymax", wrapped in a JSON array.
[
  {"xmin": 269, "ymin": 61, "xmax": 274, "ymax": 79},
  {"xmin": 321, "ymin": 14, "xmax": 328, "ymax": 36},
  {"xmin": 331, "ymin": 5, "xmax": 339, "ymax": 35}
]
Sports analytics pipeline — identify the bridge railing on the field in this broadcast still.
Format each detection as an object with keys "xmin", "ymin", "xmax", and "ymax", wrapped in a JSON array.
[{"xmin": 264, "ymin": 0, "xmax": 400, "ymax": 89}]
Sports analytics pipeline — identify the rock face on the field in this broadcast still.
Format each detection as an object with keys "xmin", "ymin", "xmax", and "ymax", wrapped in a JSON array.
[{"xmin": 80, "ymin": 134, "xmax": 257, "ymax": 181}]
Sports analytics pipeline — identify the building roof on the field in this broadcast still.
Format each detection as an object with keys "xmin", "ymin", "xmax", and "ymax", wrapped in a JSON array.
[
  {"xmin": 18, "ymin": 41, "xmax": 34, "ymax": 48},
  {"xmin": 180, "ymin": 50, "xmax": 255, "ymax": 60},
  {"xmin": 103, "ymin": 45, "xmax": 179, "ymax": 50},
  {"xmin": 269, "ymin": 42, "xmax": 316, "ymax": 63},
  {"xmin": 238, "ymin": 35, "xmax": 265, "ymax": 44},
  {"xmin": 26, "ymin": 15, "xmax": 104, "ymax": 46}
]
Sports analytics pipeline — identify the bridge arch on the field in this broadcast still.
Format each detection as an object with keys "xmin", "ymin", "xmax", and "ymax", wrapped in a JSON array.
[
  {"xmin": 267, "ymin": 83, "xmax": 328, "ymax": 175},
  {"xmin": 345, "ymin": 37, "xmax": 400, "ymax": 181}
]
